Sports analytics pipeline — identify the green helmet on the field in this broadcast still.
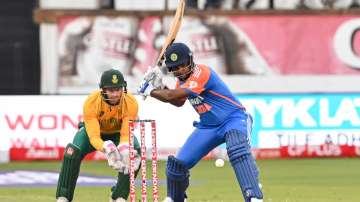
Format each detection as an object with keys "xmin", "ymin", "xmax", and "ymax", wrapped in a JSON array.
[{"xmin": 99, "ymin": 69, "xmax": 127, "ymax": 89}]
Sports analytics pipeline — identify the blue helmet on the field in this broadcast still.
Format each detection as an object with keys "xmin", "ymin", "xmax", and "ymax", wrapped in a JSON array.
[{"xmin": 164, "ymin": 43, "xmax": 193, "ymax": 71}]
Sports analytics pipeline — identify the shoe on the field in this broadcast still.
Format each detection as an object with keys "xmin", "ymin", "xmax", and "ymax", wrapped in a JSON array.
[
  {"xmin": 56, "ymin": 197, "xmax": 69, "ymax": 202},
  {"xmin": 162, "ymin": 197, "xmax": 174, "ymax": 202},
  {"xmin": 115, "ymin": 198, "xmax": 127, "ymax": 202},
  {"xmin": 161, "ymin": 197, "xmax": 187, "ymax": 202},
  {"xmin": 251, "ymin": 198, "xmax": 263, "ymax": 202},
  {"xmin": 109, "ymin": 197, "xmax": 126, "ymax": 202}
]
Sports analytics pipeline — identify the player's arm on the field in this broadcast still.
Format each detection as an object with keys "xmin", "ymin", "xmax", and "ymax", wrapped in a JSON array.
[
  {"xmin": 151, "ymin": 65, "xmax": 211, "ymax": 106},
  {"xmin": 84, "ymin": 117, "xmax": 104, "ymax": 151},
  {"xmin": 83, "ymin": 100, "xmax": 104, "ymax": 151},
  {"xmin": 150, "ymin": 88, "xmax": 188, "ymax": 107}
]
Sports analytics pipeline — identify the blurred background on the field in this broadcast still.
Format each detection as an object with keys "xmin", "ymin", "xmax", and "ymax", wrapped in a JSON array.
[{"xmin": 0, "ymin": 0, "xmax": 360, "ymax": 201}]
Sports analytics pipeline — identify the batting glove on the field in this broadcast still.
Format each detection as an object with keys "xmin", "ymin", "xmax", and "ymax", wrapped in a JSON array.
[
  {"xmin": 138, "ymin": 79, "xmax": 156, "ymax": 97},
  {"xmin": 147, "ymin": 66, "xmax": 166, "ymax": 86},
  {"xmin": 143, "ymin": 66, "xmax": 158, "ymax": 81}
]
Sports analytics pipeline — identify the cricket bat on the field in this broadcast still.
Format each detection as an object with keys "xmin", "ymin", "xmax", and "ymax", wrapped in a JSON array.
[
  {"xmin": 156, "ymin": 0, "xmax": 185, "ymax": 67},
  {"xmin": 139, "ymin": 0, "xmax": 185, "ymax": 98}
]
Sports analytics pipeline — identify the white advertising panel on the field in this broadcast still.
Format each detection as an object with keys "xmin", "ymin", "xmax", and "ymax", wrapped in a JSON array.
[
  {"xmin": 0, "ymin": 96, "xmax": 85, "ymax": 150},
  {"xmin": 2, "ymin": 93, "xmax": 360, "ymax": 160},
  {"xmin": 0, "ymin": 95, "xmax": 196, "ymax": 152}
]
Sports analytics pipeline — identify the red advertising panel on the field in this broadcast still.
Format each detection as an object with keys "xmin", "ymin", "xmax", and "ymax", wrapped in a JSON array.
[
  {"xmin": 51, "ymin": 15, "xmax": 360, "ymax": 94},
  {"xmin": 229, "ymin": 15, "xmax": 360, "ymax": 74},
  {"xmin": 57, "ymin": 15, "xmax": 360, "ymax": 78},
  {"xmin": 253, "ymin": 145, "xmax": 360, "ymax": 159}
]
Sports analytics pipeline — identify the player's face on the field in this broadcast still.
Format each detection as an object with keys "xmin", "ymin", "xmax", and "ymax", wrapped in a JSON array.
[
  {"xmin": 103, "ymin": 87, "xmax": 123, "ymax": 105},
  {"xmin": 170, "ymin": 64, "xmax": 192, "ymax": 80}
]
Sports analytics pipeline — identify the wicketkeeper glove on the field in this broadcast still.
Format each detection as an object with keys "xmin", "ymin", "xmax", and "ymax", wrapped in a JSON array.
[
  {"xmin": 117, "ymin": 143, "xmax": 141, "ymax": 175},
  {"xmin": 103, "ymin": 140, "xmax": 126, "ymax": 172}
]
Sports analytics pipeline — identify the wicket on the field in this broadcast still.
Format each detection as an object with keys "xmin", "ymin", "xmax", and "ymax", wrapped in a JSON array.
[{"xmin": 129, "ymin": 120, "xmax": 158, "ymax": 202}]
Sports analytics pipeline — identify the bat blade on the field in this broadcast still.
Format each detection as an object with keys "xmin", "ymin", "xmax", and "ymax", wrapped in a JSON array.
[{"xmin": 156, "ymin": 0, "xmax": 185, "ymax": 66}]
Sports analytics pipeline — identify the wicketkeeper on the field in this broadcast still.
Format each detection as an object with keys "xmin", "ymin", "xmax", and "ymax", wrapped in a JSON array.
[
  {"xmin": 138, "ymin": 43, "xmax": 263, "ymax": 202},
  {"xmin": 56, "ymin": 69, "xmax": 141, "ymax": 202}
]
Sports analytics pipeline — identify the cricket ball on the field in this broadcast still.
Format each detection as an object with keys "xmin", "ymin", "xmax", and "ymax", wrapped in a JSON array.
[{"xmin": 215, "ymin": 158, "xmax": 225, "ymax": 167}]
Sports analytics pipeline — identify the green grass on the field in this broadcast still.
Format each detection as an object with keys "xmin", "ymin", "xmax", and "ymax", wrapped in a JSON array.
[{"xmin": 0, "ymin": 158, "xmax": 359, "ymax": 202}]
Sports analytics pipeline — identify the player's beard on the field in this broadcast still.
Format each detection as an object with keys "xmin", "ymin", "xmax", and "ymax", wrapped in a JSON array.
[
  {"xmin": 102, "ymin": 93, "xmax": 122, "ymax": 105},
  {"xmin": 174, "ymin": 67, "xmax": 193, "ymax": 81},
  {"xmin": 108, "ymin": 97, "xmax": 121, "ymax": 105}
]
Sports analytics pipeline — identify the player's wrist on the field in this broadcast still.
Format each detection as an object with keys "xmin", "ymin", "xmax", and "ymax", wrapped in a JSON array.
[
  {"xmin": 149, "ymin": 88, "xmax": 158, "ymax": 97},
  {"xmin": 144, "ymin": 82, "xmax": 155, "ymax": 96}
]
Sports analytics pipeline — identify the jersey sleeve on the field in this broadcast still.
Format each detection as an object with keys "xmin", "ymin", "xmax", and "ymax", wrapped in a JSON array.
[
  {"xmin": 120, "ymin": 94, "xmax": 139, "ymax": 144},
  {"xmin": 179, "ymin": 65, "xmax": 211, "ymax": 96},
  {"xmin": 83, "ymin": 96, "xmax": 103, "ymax": 151}
]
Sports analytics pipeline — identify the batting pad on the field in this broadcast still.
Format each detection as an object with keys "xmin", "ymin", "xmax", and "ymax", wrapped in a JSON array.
[
  {"xmin": 56, "ymin": 143, "xmax": 82, "ymax": 201},
  {"xmin": 166, "ymin": 155, "xmax": 189, "ymax": 202},
  {"xmin": 226, "ymin": 130, "xmax": 263, "ymax": 202}
]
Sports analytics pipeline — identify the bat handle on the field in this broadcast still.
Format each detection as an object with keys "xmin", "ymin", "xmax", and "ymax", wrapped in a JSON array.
[{"xmin": 138, "ymin": 80, "xmax": 150, "ymax": 101}]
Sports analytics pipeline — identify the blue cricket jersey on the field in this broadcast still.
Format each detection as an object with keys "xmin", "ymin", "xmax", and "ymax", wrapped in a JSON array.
[{"xmin": 177, "ymin": 64, "xmax": 246, "ymax": 127}]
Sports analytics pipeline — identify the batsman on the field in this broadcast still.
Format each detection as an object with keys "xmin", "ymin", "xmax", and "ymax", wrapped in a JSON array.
[
  {"xmin": 56, "ymin": 69, "xmax": 141, "ymax": 202},
  {"xmin": 138, "ymin": 43, "xmax": 264, "ymax": 202}
]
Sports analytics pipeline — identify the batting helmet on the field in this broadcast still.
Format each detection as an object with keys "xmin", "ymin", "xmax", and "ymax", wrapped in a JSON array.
[
  {"xmin": 99, "ymin": 69, "xmax": 127, "ymax": 89},
  {"xmin": 164, "ymin": 43, "xmax": 193, "ymax": 71}
]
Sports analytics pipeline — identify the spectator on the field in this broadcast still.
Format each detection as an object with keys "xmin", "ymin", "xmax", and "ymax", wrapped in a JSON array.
[
  {"xmin": 100, "ymin": 0, "xmax": 114, "ymax": 9},
  {"xmin": 234, "ymin": 0, "xmax": 271, "ymax": 10},
  {"xmin": 205, "ymin": 0, "xmax": 224, "ymax": 9},
  {"xmin": 186, "ymin": 0, "xmax": 226, "ymax": 10},
  {"xmin": 228, "ymin": 0, "xmax": 360, "ymax": 10},
  {"xmin": 185, "ymin": 0, "xmax": 198, "ymax": 9},
  {"xmin": 273, "ymin": 0, "xmax": 302, "ymax": 10},
  {"xmin": 303, "ymin": 0, "xmax": 354, "ymax": 9},
  {"xmin": 350, "ymin": 0, "xmax": 360, "ymax": 8}
]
